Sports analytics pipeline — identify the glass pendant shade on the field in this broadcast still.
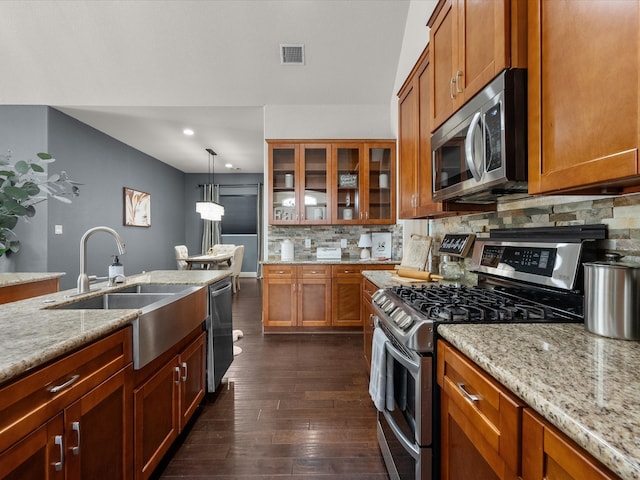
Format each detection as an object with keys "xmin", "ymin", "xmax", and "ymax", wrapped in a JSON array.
[
  {"xmin": 197, "ymin": 148, "xmax": 225, "ymax": 220},
  {"xmin": 196, "ymin": 200, "xmax": 224, "ymax": 221}
]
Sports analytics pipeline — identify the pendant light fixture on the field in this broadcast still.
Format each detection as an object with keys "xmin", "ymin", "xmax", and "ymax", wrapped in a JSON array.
[{"xmin": 196, "ymin": 148, "xmax": 225, "ymax": 221}]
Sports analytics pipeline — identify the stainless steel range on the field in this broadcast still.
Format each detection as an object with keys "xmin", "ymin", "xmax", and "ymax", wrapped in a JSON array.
[{"xmin": 371, "ymin": 225, "xmax": 605, "ymax": 480}]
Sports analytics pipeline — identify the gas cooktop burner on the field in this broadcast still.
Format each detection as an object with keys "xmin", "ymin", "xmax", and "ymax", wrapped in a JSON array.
[{"xmin": 390, "ymin": 284, "xmax": 582, "ymax": 323}]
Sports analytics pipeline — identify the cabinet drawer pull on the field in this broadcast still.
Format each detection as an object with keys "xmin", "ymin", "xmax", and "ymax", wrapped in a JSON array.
[
  {"xmin": 450, "ymin": 77, "xmax": 456, "ymax": 99},
  {"xmin": 181, "ymin": 362, "xmax": 188, "ymax": 382},
  {"xmin": 310, "ymin": 270, "xmax": 319, "ymax": 274},
  {"xmin": 174, "ymin": 366, "xmax": 181, "ymax": 385},
  {"xmin": 457, "ymin": 382, "xmax": 480, "ymax": 403},
  {"xmin": 456, "ymin": 70, "xmax": 464, "ymax": 93},
  {"xmin": 71, "ymin": 421, "xmax": 81, "ymax": 455},
  {"xmin": 276, "ymin": 270, "xmax": 286, "ymax": 274},
  {"xmin": 54, "ymin": 435, "xmax": 64, "ymax": 471},
  {"xmin": 50, "ymin": 374, "xmax": 80, "ymax": 393}
]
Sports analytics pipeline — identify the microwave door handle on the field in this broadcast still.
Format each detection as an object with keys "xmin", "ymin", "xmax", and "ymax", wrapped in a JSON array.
[
  {"xmin": 464, "ymin": 111, "xmax": 483, "ymax": 182},
  {"xmin": 432, "ymin": 150, "xmax": 437, "ymax": 194}
]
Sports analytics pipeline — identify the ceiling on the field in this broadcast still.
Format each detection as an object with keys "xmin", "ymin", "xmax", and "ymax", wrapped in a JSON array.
[{"xmin": 0, "ymin": 0, "xmax": 413, "ymax": 173}]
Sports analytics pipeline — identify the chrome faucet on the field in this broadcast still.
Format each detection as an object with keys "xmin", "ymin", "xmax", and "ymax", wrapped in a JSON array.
[{"xmin": 77, "ymin": 226, "xmax": 126, "ymax": 294}]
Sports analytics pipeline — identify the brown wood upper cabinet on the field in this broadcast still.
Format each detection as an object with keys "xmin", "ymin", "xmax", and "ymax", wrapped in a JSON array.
[
  {"xmin": 397, "ymin": 46, "xmax": 496, "ymax": 219},
  {"xmin": 428, "ymin": 0, "xmax": 527, "ymax": 132},
  {"xmin": 267, "ymin": 140, "xmax": 396, "ymax": 225},
  {"xmin": 268, "ymin": 142, "xmax": 331, "ymax": 225},
  {"xmin": 527, "ymin": 0, "xmax": 640, "ymax": 195}
]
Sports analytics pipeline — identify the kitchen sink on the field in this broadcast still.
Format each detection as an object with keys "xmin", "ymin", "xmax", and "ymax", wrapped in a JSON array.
[{"xmin": 51, "ymin": 284, "xmax": 207, "ymax": 369}]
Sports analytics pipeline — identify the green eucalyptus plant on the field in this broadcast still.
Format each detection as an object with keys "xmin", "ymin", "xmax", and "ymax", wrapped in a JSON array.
[{"xmin": 0, "ymin": 151, "xmax": 79, "ymax": 257}]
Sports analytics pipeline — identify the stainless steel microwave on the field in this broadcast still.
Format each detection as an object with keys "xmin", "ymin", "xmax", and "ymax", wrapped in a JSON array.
[{"xmin": 431, "ymin": 68, "xmax": 528, "ymax": 203}]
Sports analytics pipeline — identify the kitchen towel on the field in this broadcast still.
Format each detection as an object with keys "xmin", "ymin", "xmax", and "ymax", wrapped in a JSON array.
[{"xmin": 369, "ymin": 327, "xmax": 389, "ymax": 411}]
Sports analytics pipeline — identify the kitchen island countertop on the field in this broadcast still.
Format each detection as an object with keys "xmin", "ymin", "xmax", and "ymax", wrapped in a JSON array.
[
  {"xmin": 438, "ymin": 323, "xmax": 640, "ymax": 480},
  {"xmin": 0, "ymin": 269, "xmax": 231, "ymax": 386},
  {"xmin": 0, "ymin": 271, "xmax": 65, "ymax": 287}
]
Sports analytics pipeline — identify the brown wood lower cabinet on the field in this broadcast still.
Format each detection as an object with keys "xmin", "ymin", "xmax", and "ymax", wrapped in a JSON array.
[
  {"xmin": 332, "ymin": 265, "xmax": 364, "ymax": 327},
  {"xmin": 522, "ymin": 408, "xmax": 618, "ymax": 480},
  {"xmin": 361, "ymin": 277, "xmax": 378, "ymax": 373},
  {"xmin": 134, "ymin": 330, "xmax": 205, "ymax": 480},
  {"xmin": 437, "ymin": 340, "xmax": 523, "ymax": 480},
  {"xmin": 263, "ymin": 263, "xmax": 394, "ymax": 332},
  {"xmin": 0, "ymin": 276, "xmax": 60, "ymax": 304},
  {"xmin": 438, "ymin": 340, "xmax": 620, "ymax": 480},
  {"xmin": 0, "ymin": 328, "xmax": 133, "ymax": 480}
]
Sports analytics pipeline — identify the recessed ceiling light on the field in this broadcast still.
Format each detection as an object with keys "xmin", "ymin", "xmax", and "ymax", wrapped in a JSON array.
[
  {"xmin": 225, "ymin": 163, "xmax": 233, "ymax": 169},
  {"xmin": 183, "ymin": 128, "xmax": 194, "ymax": 136}
]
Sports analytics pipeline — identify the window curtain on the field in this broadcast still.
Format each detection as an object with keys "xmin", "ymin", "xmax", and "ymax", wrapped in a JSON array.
[
  {"xmin": 256, "ymin": 183, "xmax": 264, "ymax": 278},
  {"xmin": 201, "ymin": 183, "xmax": 222, "ymax": 254}
]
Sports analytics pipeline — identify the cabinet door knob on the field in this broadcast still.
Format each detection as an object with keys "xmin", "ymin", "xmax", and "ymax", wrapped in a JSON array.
[
  {"xmin": 456, "ymin": 70, "xmax": 464, "ymax": 93},
  {"xmin": 450, "ymin": 77, "xmax": 457, "ymax": 99},
  {"xmin": 181, "ymin": 362, "xmax": 188, "ymax": 382},
  {"xmin": 54, "ymin": 435, "xmax": 64, "ymax": 472},
  {"xmin": 71, "ymin": 421, "xmax": 81, "ymax": 455},
  {"xmin": 174, "ymin": 366, "xmax": 181, "ymax": 385}
]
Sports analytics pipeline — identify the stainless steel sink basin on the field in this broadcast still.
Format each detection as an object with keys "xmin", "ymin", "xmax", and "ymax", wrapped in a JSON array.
[
  {"xmin": 51, "ymin": 284, "xmax": 207, "ymax": 369},
  {"xmin": 55, "ymin": 292, "xmax": 175, "ymax": 310}
]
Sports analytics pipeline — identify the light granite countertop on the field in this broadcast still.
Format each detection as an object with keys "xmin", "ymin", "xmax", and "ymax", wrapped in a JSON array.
[
  {"xmin": 0, "ymin": 269, "xmax": 231, "ymax": 386},
  {"xmin": 365, "ymin": 269, "xmax": 639, "ymax": 478},
  {"xmin": 438, "ymin": 323, "xmax": 640, "ymax": 480},
  {"xmin": 362, "ymin": 268, "xmax": 477, "ymax": 289},
  {"xmin": 0, "ymin": 271, "xmax": 65, "ymax": 287}
]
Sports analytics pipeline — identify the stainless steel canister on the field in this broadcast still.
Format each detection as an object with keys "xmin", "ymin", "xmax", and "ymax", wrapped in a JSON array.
[{"xmin": 583, "ymin": 253, "xmax": 640, "ymax": 340}]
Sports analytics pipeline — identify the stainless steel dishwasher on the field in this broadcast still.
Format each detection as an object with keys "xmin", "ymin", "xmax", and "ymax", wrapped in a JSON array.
[{"xmin": 206, "ymin": 277, "xmax": 233, "ymax": 392}]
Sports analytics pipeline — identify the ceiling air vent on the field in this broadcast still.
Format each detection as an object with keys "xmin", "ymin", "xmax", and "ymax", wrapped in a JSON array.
[{"xmin": 280, "ymin": 44, "xmax": 305, "ymax": 65}]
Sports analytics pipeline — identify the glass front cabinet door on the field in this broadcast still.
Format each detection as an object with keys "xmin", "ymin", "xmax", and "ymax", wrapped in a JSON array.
[
  {"xmin": 300, "ymin": 144, "xmax": 331, "ymax": 224},
  {"xmin": 268, "ymin": 142, "xmax": 331, "ymax": 225},
  {"xmin": 269, "ymin": 143, "xmax": 299, "ymax": 224},
  {"xmin": 365, "ymin": 142, "xmax": 396, "ymax": 224},
  {"xmin": 332, "ymin": 144, "xmax": 363, "ymax": 223}
]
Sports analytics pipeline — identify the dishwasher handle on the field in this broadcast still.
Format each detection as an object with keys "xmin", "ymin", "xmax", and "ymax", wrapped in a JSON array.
[{"xmin": 210, "ymin": 281, "xmax": 232, "ymax": 297}]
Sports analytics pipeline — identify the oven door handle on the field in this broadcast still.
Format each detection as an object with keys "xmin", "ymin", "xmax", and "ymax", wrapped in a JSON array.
[
  {"xmin": 381, "ymin": 410, "xmax": 420, "ymax": 460},
  {"xmin": 384, "ymin": 340, "xmax": 420, "ymax": 376}
]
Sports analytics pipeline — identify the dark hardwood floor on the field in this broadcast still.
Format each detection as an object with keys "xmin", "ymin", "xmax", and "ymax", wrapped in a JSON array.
[{"xmin": 157, "ymin": 278, "xmax": 389, "ymax": 479}]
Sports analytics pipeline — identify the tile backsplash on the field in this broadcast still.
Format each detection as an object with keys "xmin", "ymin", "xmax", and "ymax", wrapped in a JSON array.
[
  {"xmin": 268, "ymin": 224, "xmax": 403, "ymax": 260},
  {"xmin": 429, "ymin": 193, "xmax": 640, "ymax": 262}
]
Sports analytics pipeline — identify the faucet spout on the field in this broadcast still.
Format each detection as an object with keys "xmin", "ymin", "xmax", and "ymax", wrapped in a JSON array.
[{"xmin": 77, "ymin": 226, "xmax": 126, "ymax": 294}]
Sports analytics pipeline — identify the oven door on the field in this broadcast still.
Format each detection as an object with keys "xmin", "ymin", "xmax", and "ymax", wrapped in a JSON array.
[{"xmin": 376, "ymin": 327, "xmax": 433, "ymax": 480}]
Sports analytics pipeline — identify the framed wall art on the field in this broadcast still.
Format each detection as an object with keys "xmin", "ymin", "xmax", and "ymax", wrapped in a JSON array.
[{"xmin": 123, "ymin": 187, "xmax": 151, "ymax": 227}]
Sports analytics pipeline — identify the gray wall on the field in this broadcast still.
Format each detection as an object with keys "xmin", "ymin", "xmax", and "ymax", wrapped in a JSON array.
[
  {"xmin": 0, "ymin": 106, "xmax": 50, "ymax": 273},
  {"xmin": 1, "ymin": 106, "xmax": 188, "ymax": 290},
  {"xmin": 47, "ymin": 108, "xmax": 187, "ymax": 290},
  {"xmin": 1, "ymin": 106, "xmax": 265, "ymax": 288}
]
